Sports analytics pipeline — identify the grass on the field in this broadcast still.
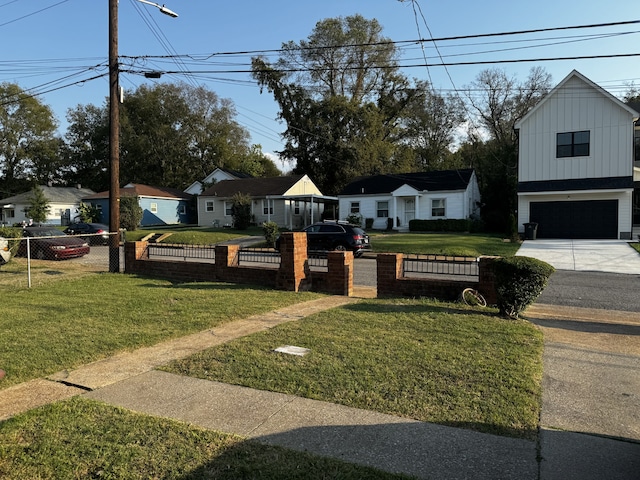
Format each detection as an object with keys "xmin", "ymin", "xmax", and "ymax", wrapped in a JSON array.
[
  {"xmin": 630, "ymin": 242, "xmax": 640, "ymax": 254},
  {"xmin": 0, "ymin": 274, "xmax": 321, "ymax": 388},
  {"xmin": 164, "ymin": 298, "xmax": 544, "ymax": 440},
  {"xmin": 0, "ymin": 398, "xmax": 410, "ymax": 479},
  {"xmin": 125, "ymin": 226, "xmax": 265, "ymax": 244},
  {"xmin": 370, "ymin": 232, "xmax": 521, "ymax": 257}
]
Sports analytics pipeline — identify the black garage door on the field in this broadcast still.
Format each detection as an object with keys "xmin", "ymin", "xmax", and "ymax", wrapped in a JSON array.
[{"xmin": 529, "ymin": 200, "xmax": 618, "ymax": 239}]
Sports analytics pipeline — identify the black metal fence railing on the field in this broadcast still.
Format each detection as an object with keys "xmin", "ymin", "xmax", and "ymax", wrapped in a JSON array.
[
  {"xmin": 238, "ymin": 247, "xmax": 280, "ymax": 266},
  {"xmin": 402, "ymin": 255, "xmax": 479, "ymax": 278},
  {"xmin": 147, "ymin": 243, "xmax": 216, "ymax": 261},
  {"xmin": 307, "ymin": 252, "xmax": 328, "ymax": 271}
]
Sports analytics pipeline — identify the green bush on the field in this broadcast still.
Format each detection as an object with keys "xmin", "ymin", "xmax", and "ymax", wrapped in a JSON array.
[
  {"xmin": 345, "ymin": 213, "xmax": 362, "ymax": 226},
  {"xmin": 0, "ymin": 226, "xmax": 23, "ymax": 263},
  {"xmin": 262, "ymin": 221, "xmax": 279, "ymax": 246},
  {"xmin": 231, "ymin": 192, "xmax": 252, "ymax": 230},
  {"xmin": 493, "ymin": 256, "xmax": 555, "ymax": 319},
  {"xmin": 409, "ymin": 219, "xmax": 471, "ymax": 232}
]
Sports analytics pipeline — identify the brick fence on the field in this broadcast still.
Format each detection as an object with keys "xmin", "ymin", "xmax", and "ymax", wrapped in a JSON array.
[
  {"xmin": 124, "ymin": 232, "xmax": 353, "ymax": 296},
  {"xmin": 125, "ymin": 233, "xmax": 497, "ymax": 303},
  {"xmin": 376, "ymin": 254, "xmax": 498, "ymax": 304}
]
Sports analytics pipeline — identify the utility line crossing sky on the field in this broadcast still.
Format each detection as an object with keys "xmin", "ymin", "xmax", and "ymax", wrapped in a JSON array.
[{"xmin": 1, "ymin": 0, "xmax": 639, "ymax": 169}]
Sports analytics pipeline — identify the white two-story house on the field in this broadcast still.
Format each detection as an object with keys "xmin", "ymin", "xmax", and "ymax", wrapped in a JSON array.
[{"xmin": 515, "ymin": 70, "xmax": 639, "ymax": 239}]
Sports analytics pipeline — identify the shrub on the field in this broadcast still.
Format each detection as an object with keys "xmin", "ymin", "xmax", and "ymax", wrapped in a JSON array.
[
  {"xmin": 493, "ymin": 256, "xmax": 555, "ymax": 319},
  {"xmin": 262, "ymin": 221, "xmax": 279, "ymax": 246},
  {"xmin": 0, "ymin": 226, "xmax": 22, "ymax": 263},
  {"xmin": 120, "ymin": 196, "xmax": 143, "ymax": 231},
  {"xmin": 345, "ymin": 213, "xmax": 362, "ymax": 226},
  {"xmin": 230, "ymin": 192, "xmax": 252, "ymax": 230},
  {"xmin": 386, "ymin": 217, "xmax": 394, "ymax": 231}
]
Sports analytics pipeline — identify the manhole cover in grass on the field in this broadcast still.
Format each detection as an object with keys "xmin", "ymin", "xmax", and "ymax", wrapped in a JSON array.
[{"xmin": 274, "ymin": 345, "xmax": 310, "ymax": 356}]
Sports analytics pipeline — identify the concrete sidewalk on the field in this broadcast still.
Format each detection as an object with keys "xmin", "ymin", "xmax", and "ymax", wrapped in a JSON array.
[{"xmin": 1, "ymin": 296, "xmax": 639, "ymax": 479}]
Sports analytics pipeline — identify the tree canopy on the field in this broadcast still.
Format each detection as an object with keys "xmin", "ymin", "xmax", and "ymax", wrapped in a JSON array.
[
  {"xmin": 64, "ymin": 82, "xmax": 279, "ymax": 192},
  {"xmin": 0, "ymin": 83, "xmax": 58, "ymax": 196},
  {"xmin": 252, "ymin": 14, "xmax": 465, "ymax": 194}
]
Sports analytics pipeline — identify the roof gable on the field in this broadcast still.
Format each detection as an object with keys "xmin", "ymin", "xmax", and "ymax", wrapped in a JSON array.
[
  {"xmin": 200, "ymin": 175, "xmax": 320, "ymax": 198},
  {"xmin": 515, "ymin": 70, "xmax": 639, "ymax": 129},
  {"xmin": 339, "ymin": 169, "xmax": 475, "ymax": 196}
]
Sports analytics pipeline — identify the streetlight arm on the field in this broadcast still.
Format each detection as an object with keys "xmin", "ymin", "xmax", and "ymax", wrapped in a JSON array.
[{"xmin": 135, "ymin": 0, "xmax": 179, "ymax": 17}]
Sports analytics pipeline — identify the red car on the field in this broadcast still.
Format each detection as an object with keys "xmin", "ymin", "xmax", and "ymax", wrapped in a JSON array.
[{"xmin": 19, "ymin": 227, "xmax": 90, "ymax": 260}]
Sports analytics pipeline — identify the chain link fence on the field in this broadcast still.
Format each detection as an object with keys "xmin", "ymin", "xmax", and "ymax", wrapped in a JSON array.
[{"xmin": 0, "ymin": 231, "xmax": 117, "ymax": 289}]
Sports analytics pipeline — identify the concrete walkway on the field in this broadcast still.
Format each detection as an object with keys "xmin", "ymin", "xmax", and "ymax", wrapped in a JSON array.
[
  {"xmin": 517, "ymin": 239, "xmax": 640, "ymax": 274},
  {"xmin": 1, "ymin": 294, "xmax": 639, "ymax": 479}
]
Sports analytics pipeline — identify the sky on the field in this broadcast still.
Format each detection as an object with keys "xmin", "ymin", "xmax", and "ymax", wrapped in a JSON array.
[{"xmin": 1, "ymin": 0, "xmax": 639, "ymax": 172}]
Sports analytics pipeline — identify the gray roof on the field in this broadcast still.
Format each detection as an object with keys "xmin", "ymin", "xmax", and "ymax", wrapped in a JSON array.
[
  {"xmin": 0, "ymin": 186, "xmax": 96, "ymax": 205},
  {"xmin": 200, "ymin": 175, "xmax": 308, "ymax": 198}
]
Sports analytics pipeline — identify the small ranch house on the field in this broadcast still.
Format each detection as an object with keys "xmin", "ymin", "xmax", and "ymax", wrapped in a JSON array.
[
  {"xmin": 0, "ymin": 185, "xmax": 96, "ymax": 226},
  {"xmin": 198, "ymin": 174, "xmax": 334, "ymax": 229},
  {"xmin": 83, "ymin": 183, "xmax": 194, "ymax": 226},
  {"xmin": 338, "ymin": 168, "xmax": 481, "ymax": 231},
  {"xmin": 515, "ymin": 70, "xmax": 639, "ymax": 239}
]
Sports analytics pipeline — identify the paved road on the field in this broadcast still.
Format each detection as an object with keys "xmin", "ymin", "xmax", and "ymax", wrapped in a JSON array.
[{"xmin": 537, "ymin": 270, "xmax": 640, "ymax": 312}]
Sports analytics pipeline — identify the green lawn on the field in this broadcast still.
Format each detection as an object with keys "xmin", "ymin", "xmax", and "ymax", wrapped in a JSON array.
[
  {"xmin": 0, "ymin": 398, "xmax": 410, "ymax": 480},
  {"xmin": 164, "ymin": 298, "xmax": 543, "ymax": 440},
  {"xmin": 0, "ymin": 269, "xmax": 543, "ymax": 476},
  {"xmin": 0, "ymin": 275, "xmax": 321, "ymax": 388},
  {"xmin": 370, "ymin": 232, "xmax": 521, "ymax": 256}
]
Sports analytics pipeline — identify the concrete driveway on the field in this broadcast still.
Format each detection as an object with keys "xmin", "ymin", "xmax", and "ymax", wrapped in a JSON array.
[{"xmin": 516, "ymin": 239, "xmax": 640, "ymax": 274}]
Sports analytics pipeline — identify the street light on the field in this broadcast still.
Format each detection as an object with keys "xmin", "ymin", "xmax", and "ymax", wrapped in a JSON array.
[{"xmin": 108, "ymin": 0, "xmax": 177, "ymax": 272}]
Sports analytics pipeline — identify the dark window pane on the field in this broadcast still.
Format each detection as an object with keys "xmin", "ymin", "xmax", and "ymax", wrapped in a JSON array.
[
  {"xmin": 574, "ymin": 131, "xmax": 590, "ymax": 144},
  {"xmin": 574, "ymin": 143, "xmax": 589, "ymax": 156},
  {"xmin": 557, "ymin": 145, "xmax": 572, "ymax": 157},
  {"xmin": 557, "ymin": 132, "xmax": 572, "ymax": 145}
]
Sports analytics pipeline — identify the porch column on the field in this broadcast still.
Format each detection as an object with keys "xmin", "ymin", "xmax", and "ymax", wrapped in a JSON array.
[
  {"xmin": 392, "ymin": 196, "xmax": 398, "ymax": 228},
  {"xmin": 415, "ymin": 195, "xmax": 420, "ymax": 220}
]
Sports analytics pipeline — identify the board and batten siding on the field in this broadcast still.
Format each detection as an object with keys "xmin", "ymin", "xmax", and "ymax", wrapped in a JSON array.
[{"xmin": 518, "ymin": 75, "xmax": 635, "ymax": 183}]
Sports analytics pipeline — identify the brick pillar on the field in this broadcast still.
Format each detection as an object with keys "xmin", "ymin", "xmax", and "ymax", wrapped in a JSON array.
[
  {"xmin": 215, "ymin": 244, "xmax": 239, "ymax": 280},
  {"xmin": 478, "ymin": 256, "xmax": 500, "ymax": 305},
  {"xmin": 277, "ymin": 232, "xmax": 307, "ymax": 291},
  {"xmin": 326, "ymin": 250, "xmax": 354, "ymax": 296},
  {"xmin": 377, "ymin": 253, "xmax": 403, "ymax": 297},
  {"xmin": 124, "ymin": 241, "xmax": 148, "ymax": 273}
]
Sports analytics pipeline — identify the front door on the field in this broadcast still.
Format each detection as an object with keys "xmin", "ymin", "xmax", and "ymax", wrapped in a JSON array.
[{"xmin": 404, "ymin": 199, "xmax": 415, "ymax": 226}]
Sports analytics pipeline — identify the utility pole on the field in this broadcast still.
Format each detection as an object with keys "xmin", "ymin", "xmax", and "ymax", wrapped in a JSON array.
[{"xmin": 108, "ymin": 0, "xmax": 120, "ymax": 273}]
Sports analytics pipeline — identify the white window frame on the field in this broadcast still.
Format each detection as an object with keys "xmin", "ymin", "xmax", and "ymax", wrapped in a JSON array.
[
  {"xmin": 205, "ymin": 201, "xmax": 215, "ymax": 212},
  {"xmin": 178, "ymin": 204, "xmax": 186, "ymax": 215},
  {"xmin": 431, "ymin": 198, "xmax": 446, "ymax": 218},
  {"xmin": 294, "ymin": 200, "xmax": 300, "ymax": 215},
  {"xmin": 224, "ymin": 201, "xmax": 233, "ymax": 216},
  {"xmin": 350, "ymin": 202, "xmax": 360, "ymax": 214},
  {"xmin": 262, "ymin": 199, "xmax": 274, "ymax": 215},
  {"xmin": 150, "ymin": 202, "xmax": 158, "ymax": 214},
  {"xmin": 5, "ymin": 208, "xmax": 14, "ymax": 218},
  {"xmin": 376, "ymin": 201, "xmax": 389, "ymax": 218}
]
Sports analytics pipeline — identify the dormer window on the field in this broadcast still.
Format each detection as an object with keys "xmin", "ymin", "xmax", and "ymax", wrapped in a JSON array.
[{"xmin": 557, "ymin": 131, "xmax": 590, "ymax": 158}]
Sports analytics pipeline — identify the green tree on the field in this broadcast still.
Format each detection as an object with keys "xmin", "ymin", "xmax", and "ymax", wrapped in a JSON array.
[
  {"xmin": 252, "ymin": 15, "xmax": 420, "ymax": 194},
  {"xmin": 230, "ymin": 192, "xmax": 252, "ymax": 230},
  {"xmin": 63, "ymin": 83, "xmax": 278, "ymax": 192},
  {"xmin": 401, "ymin": 81, "xmax": 466, "ymax": 171},
  {"xmin": 0, "ymin": 83, "xmax": 58, "ymax": 195},
  {"xmin": 463, "ymin": 67, "xmax": 552, "ymax": 231},
  {"xmin": 76, "ymin": 202, "xmax": 101, "ymax": 223},
  {"xmin": 63, "ymin": 104, "xmax": 109, "ymax": 192},
  {"xmin": 119, "ymin": 196, "xmax": 143, "ymax": 231},
  {"xmin": 24, "ymin": 185, "xmax": 50, "ymax": 224}
]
